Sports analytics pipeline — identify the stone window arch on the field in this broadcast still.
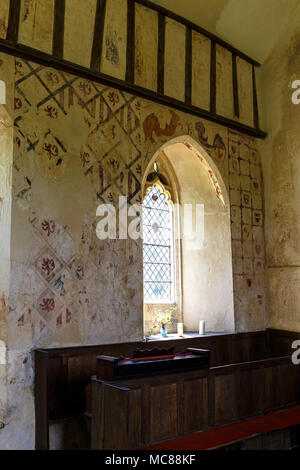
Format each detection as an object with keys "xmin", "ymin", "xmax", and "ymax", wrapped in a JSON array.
[{"xmin": 143, "ymin": 135, "xmax": 234, "ymax": 336}]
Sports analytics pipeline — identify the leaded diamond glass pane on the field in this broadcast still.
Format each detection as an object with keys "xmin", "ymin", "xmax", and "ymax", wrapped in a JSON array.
[{"xmin": 143, "ymin": 184, "xmax": 174, "ymax": 303}]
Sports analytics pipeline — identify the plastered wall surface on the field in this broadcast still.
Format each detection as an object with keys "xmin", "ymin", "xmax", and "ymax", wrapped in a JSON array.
[
  {"xmin": 261, "ymin": 4, "xmax": 300, "ymax": 332},
  {"xmin": 0, "ymin": 49, "xmax": 266, "ymax": 448}
]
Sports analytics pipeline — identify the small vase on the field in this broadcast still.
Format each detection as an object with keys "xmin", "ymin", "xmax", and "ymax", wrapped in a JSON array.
[{"xmin": 160, "ymin": 324, "xmax": 168, "ymax": 337}]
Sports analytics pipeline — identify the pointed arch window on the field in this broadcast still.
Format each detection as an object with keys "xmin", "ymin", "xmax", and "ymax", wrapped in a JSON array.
[{"xmin": 143, "ymin": 181, "xmax": 175, "ymax": 303}]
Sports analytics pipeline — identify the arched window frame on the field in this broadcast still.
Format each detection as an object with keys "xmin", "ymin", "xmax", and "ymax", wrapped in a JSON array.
[{"xmin": 142, "ymin": 178, "xmax": 176, "ymax": 305}]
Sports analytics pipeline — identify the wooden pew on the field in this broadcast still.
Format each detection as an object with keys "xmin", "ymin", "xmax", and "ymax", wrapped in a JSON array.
[
  {"xmin": 91, "ymin": 355, "xmax": 300, "ymax": 450},
  {"xmin": 34, "ymin": 329, "xmax": 298, "ymax": 449}
]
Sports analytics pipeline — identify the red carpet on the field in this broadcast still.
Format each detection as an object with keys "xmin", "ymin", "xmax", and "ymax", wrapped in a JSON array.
[{"xmin": 139, "ymin": 406, "xmax": 300, "ymax": 450}]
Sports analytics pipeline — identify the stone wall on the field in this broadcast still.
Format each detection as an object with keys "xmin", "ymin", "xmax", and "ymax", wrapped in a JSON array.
[
  {"xmin": 0, "ymin": 51, "xmax": 266, "ymax": 448},
  {"xmin": 261, "ymin": 3, "xmax": 300, "ymax": 332}
]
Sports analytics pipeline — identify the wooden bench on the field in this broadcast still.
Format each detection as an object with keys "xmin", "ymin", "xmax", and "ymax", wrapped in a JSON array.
[{"xmin": 138, "ymin": 405, "xmax": 300, "ymax": 450}]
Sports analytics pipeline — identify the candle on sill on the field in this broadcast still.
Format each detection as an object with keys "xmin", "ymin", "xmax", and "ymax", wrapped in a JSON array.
[
  {"xmin": 177, "ymin": 323, "xmax": 184, "ymax": 337},
  {"xmin": 199, "ymin": 320, "xmax": 206, "ymax": 336}
]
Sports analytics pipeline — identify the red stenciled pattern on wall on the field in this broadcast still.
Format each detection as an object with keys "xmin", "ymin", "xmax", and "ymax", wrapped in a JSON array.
[
  {"xmin": 228, "ymin": 130, "xmax": 266, "ymax": 331},
  {"xmin": 11, "ymin": 58, "xmax": 266, "ymax": 345}
]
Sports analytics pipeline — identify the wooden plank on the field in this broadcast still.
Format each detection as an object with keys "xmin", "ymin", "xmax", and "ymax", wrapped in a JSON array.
[
  {"xmin": 134, "ymin": 0, "xmax": 260, "ymax": 66},
  {"xmin": 34, "ymin": 351, "xmax": 49, "ymax": 450},
  {"xmin": 91, "ymin": 380, "xmax": 104, "ymax": 449},
  {"xmin": 235, "ymin": 368, "xmax": 263, "ymax": 418},
  {"xmin": 53, "ymin": 0, "xmax": 65, "ymax": 58},
  {"xmin": 267, "ymin": 328, "xmax": 300, "ymax": 357},
  {"xmin": 214, "ymin": 372, "xmax": 237, "ymax": 425},
  {"xmin": 90, "ymin": 0, "xmax": 107, "ymax": 71},
  {"xmin": 6, "ymin": 0, "xmax": 21, "ymax": 43},
  {"xmin": 126, "ymin": 0, "xmax": 135, "ymax": 83},
  {"xmin": 185, "ymin": 26, "xmax": 192, "ymax": 105},
  {"xmin": 232, "ymin": 53, "xmax": 239, "ymax": 118},
  {"xmin": 208, "ymin": 372, "xmax": 215, "ymax": 427},
  {"xmin": 128, "ymin": 388, "xmax": 142, "ymax": 448},
  {"xmin": 252, "ymin": 64, "xmax": 259, "ymax": 129},
  {"xmin": 150, "ymin": 383, "xmax": 178, "ymax": 442},
  {"xmin": 183, "ymin": 377, "xmax": 209, "ymax": 433},
  {"xmin": 34, "ymin": 331, "xmax": 269, "ymax": 358},
  {"xmin": 103, "ymin": 384, "xmax": 130, "ymax": 449},
  {"xmin": 157, "ymin": 12, "xmax": 165, "ymax": 95},
  {"xmin": 210, "ymin": 40, "xmax": 216, "ymax": 114},
  {"xmin": 177, "ymin": 379, "xmax": 184, "ymax": 436},
  {"xmin": 141, "ymin": 384, "xmax": 150, "ymax": 445}
]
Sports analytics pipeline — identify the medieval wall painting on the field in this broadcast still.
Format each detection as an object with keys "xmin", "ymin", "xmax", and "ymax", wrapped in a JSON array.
[
  {"xmin": 135, "ymin": 2, "xmax": 158, "ymax": 91},
  {"xmin": 19, "ymin": 0, "xmax": 55, "ymax": 55},
  {"xmin": 101, "ymin": 0, "xmax": 127, "ymax": 80},
  {"xmin": 229, "ymin": 131, "xmax": 266, "ymax": 331},
  {"xmin": 237, "ymin": 57, "xmax": 254, "ymax": 128},
  {"xmin": 0, "ymin": 51, "xmax": 267, "ymax": 448},
  {"xmin": 0, "ymin": 0, "xmax": 9, "ymax": 40},
  {"xmin": 164, "ymin": 18, "xmax": 186, "ymax": 102},
  {"xmin": 192, "ymin": 31, "xmax": 211, "ymax": 111},
  {"xmin": 216, "ymin": 44, "xmax": 234, "ymax": 120},
  {"xmin": 64, "ymin": 0, "xmax": 97, "ymax": 68}
]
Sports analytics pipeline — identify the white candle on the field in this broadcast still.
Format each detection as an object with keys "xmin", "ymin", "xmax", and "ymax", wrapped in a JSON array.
[
  {"xmin": 177, "ymin": 323, "xmax": 184, "ymax": 337},
  {"xmin": 199, "ymin": 320, "xmax": 205, "ymax": 335}
]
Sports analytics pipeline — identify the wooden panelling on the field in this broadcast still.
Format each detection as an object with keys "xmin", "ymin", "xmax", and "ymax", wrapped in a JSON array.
[
  {"xmin": 134, "ymin": 2, "xmax": 158, "ymax": 91},
  {"xmin": 235, "ymin": 368, "xmax": 262, "ymax": 417},
  {"xmin": 281, "ymin": 362, "xmax": 300, "ymax": 406},
  {"xmin": 128, "ymin": 388, "xmax": 143, "ymax": 447},
  {"xmin": 164, "ymin": 17, "xmax": 185, "ymax": 102},
  {"xmin": 183, "ymin": 377, "xmax": 209, "ymax": 433},
  {"xmin": 102, "ymin": 384, "xmax": 130, "ymax": 449},
  {"xmin": 272, "ymin": 364, "xmax": 285, "ymax": 409},
  {"xmin": 36, "ymin": 330, "xmax": 296, "ymax": 449},
  {"xmin": 267, "ymin": 328, "xmax": 300, "ymax": 357},
  {"xmin": 249, "ymin": 331, "xmax": 269, "ymax": 361},
  {"xmin": 47, "ymin": 357, "xmax": 67, "ymax": 417},
  {"xmin": 35, "ymin": 350, "xmax": 49, "ymax": 450},
  {"xmin": 90, "ymin": 356, "xmax": 299, "ymax": 449},
  {"xmin": 67, "ymin": 355, "xmax": 98, "ymax": 409},
  {"xmin": 150, "ymin": 383, "xmax": 178, "ymax": 442},
  {"xmin": 214, "ymin": 373, "xmax": 237, "ymax": 424}
]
